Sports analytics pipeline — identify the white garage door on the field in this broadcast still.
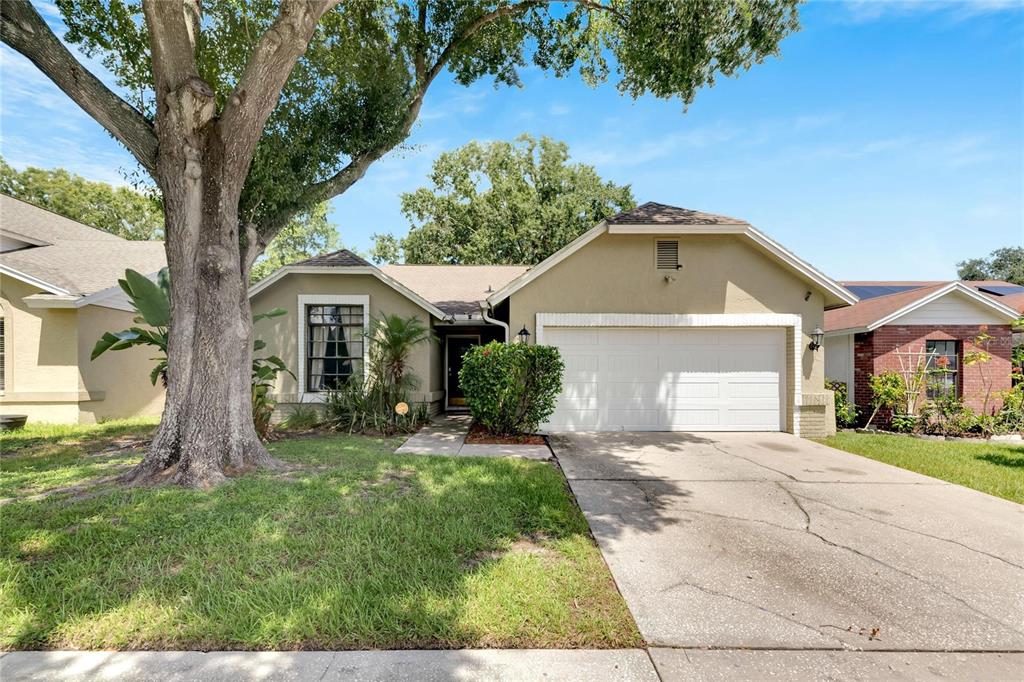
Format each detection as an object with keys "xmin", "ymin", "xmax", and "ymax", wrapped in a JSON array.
[{"xmin": 544, "ymin": 327, "xmax": 786, "ymax": 432}]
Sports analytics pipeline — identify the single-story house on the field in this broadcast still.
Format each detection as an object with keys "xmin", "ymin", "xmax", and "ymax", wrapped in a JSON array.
[
  {"xmin": 0, "ymin": 194, "xmax": 167, "ymax": 423},
  {"xmin": 824, "ymin": 280, "xmax": 1021, "ymax": 415},
  {"xmin": 252, "ymin": 202, "xmax": 858, "ymax": 437}
]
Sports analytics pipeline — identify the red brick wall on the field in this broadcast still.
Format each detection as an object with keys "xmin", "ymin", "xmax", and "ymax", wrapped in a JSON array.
[{"xmin": 852, "ymin": 324, "xmax": 1013, "ymax": 416}]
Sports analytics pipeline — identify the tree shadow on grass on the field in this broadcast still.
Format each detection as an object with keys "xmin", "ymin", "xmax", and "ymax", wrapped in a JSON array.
[
  {"xmin": 0, "ymin": 438, "xmax": 641, "ymax": 651},
  {"xmin": 976, "ymin": 452, "xmax": 1024, "ymax": 469}
]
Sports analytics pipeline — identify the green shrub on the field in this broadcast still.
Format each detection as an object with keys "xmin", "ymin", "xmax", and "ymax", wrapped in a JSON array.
[
  {"xmin": 280, "ymin": 403, "xmax": 323, "ymax": 431},
  {"xmin": 997, "ymin": 384, "xmax": 1024, "ymax": 433},
  {"xmin": 324, "ymin": 381, "xmax": 427, "ymax": 434},
  {"xmin": 890, "ymin": 413, "xmax": 917, "ymax": 434},
  {"xmin": 866, "ymin": 371, "xmax": 904, "ymax": 428},
  {"xmin": 920, "ymin": 393, "xmax": 977, "ymax": 437},
  {"xmin": 459, "ymin": 342, "xmax": 564, "ymax": 436},
  {"xmin": 826, "ymin": 378, "xmax": 858, "ymax": 428}
]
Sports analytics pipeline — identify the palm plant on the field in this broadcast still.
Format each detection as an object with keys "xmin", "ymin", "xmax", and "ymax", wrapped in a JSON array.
[
  {"xmin": 91, "ymin": 268, "xmax": 171, "ymax": 385},
  {"xmin": 368, "ymin": 313, "xmax": 435, "ymax": 399}
]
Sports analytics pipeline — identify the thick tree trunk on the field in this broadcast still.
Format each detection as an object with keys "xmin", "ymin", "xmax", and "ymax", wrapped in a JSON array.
[{"xmin": 122, "ymin": 80, "xmax": 276, "ymax": 489}]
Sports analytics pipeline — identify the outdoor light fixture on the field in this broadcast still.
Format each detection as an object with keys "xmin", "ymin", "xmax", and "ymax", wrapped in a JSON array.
[
  {"xmin": 809, "ymin": 326, "xmax": 824, "ymax": 351},
  {"xmin": 517, "ymin": 325, "xmax": 531, "ymax": 344}
]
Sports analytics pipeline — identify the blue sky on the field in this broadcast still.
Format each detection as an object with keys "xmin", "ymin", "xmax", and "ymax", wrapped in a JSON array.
[{"xmin": 1, "ymin": 0, "xmax": 1021, "ymax": 280}]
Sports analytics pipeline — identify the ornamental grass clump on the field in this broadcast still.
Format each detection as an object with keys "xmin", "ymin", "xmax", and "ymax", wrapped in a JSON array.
[{"xmin": 459, "ymin": 342, "xmax": 564, "ymax": 437}]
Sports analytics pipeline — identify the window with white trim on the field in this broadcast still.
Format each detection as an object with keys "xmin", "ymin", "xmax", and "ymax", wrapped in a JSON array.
[
  {"xmin": 656, "ymin": 239, "xmax": 680, "ymax": 270},
  {"xmin": 305, "ymin": 304, "xmax": 364, "ymax": 391},
  {"xmin": 926, "ymin": 339, "xmax": 958, "ymax": 398}
]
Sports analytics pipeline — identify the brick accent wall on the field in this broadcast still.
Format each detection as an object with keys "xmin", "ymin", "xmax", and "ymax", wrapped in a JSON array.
[{"xmin": 852, "ymin": 324, "xmax": 1013, "ymax": 416}]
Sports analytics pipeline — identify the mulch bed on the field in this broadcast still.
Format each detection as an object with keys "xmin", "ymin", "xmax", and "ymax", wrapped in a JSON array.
[{"xmin": 465, "ymin": 422, "xmax": 546, "ymax": 445}]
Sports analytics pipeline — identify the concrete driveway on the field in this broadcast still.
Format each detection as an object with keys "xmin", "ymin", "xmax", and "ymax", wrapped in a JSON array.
[{"xmin": 551, "ymin": 432, "xmax": 1024, "ymax": 652}]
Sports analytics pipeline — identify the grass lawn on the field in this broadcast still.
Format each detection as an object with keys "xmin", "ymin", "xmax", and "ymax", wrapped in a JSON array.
[
  {"xmin": 0, "ymin": 423, "xmax": 639, "ymax": 651},
  {"xmin": 819, "ymin": 432, "xmax": 1024, "ymax": 504}
]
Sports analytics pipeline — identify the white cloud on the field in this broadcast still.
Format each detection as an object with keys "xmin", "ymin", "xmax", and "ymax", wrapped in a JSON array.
[
  {"xmin": 836, "ymin": 0, "xmax": 1022, "ymax": 24},
  {"xmin": 418, "ymin": 87, "xmax": 489, "ymax": 121},
  {"xmin": 548, "ymin": 103, "xmax": 571, "ymax": 116},
  {"xmin": 574, "ymin": 121, "xmax": 742, "ymax": 167}
]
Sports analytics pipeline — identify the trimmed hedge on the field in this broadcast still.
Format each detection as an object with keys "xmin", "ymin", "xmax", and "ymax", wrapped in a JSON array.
[{"xmin": 459, "ymin": 341, "xmax": 564, "ymax": 436}]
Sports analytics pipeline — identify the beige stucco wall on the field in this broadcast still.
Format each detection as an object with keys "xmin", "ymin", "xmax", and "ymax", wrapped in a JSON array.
[
  {"xmin": 507, "ymin": 233, "xmax": 833, "ymax": 436},
  {"xmin": 251, "ymin": 273, "xmax": 441, "ymax": 412},
  {"xmin": 0, "ymin": 274, "xmax": 165, "ymax": 424},
  {"xmin": 77, "ymin": 304, "xmax": 165, "ymax": 422}
]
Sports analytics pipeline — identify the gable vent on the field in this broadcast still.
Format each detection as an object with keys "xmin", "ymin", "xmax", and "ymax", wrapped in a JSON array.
[{"xmin": 656, "ymin": 240, "xmax": 680, "ymax": 270}]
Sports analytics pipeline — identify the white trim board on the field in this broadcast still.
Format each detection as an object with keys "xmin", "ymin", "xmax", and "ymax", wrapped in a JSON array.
[
  {"xmin": 535, "ymin": 312, "xmax": 804, "ymax": 436},
  {"xmin": 0, "ymin": 264, "xmax": 70, "ymax": 296},
  {"xmin": 296, "ymin": 294, "xmax": 370, "ymax": 402},
  {"xmin": 249, "ymin": 265, "xmax": 449, "ymax": 320},
  {"xmin": 487, "ymin": 221, "xmax": 857, "ymax": 309}
]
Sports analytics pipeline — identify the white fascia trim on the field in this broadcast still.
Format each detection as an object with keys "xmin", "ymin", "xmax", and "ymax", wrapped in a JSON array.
[
  {"xmin": 0, "ymin": 264, "xmax": 70, "ymax": 295},
  {"xmin": 825, "ymin": 327, "xmax": 865, "ymax": 337},
  {"xmin": 866, "ymin": 282, "xmax": 1020, "ymax": 331},
  {"xmin": 22, "ymin": 293, "xmax": 81, "ymax": 309},
  {"xmin": 248, "ymin": 265, "xmax": 448, "ymax": 320},
  {"xmin": 296, "ymin": 294, "xmax": 370, "ymax": 402},
  {"xmin": 743, "ymin": 226, "xmax": 858, "ymax": 306},
  {"xmin": 486, "ymin": 221, "xmax": 607, "ymax": 306},
  {"xmin": 535, "ymin": 312, "xmax": 803, "ymax": 436}
]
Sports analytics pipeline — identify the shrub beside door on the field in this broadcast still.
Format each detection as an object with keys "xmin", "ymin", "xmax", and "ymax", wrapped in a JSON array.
[{"xmin": 459, "ymin": 342, "xmax": 564, "ymax": 436}]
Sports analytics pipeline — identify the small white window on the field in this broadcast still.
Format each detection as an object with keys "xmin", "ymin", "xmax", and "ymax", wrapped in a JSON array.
[{"xmin": 656, "ymin": 239, "xmax": 680, "ymax": 270}]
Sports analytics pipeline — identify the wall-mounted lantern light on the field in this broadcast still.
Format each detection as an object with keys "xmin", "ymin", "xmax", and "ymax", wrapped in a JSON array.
[
  {"xmin": 517, "ymin": 325, "xmax": 531, "ymax": 344},
  {"xmin": 809, "ymin": 326, "xmax": 824, "ymax": 351}
]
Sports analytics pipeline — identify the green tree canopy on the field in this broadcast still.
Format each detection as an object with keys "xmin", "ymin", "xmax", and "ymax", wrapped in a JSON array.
[
  {"xmin": 250, "ymin": 203, "xmax": 340, "ymax": 282},
  {"xmin": 372, "ymin": 135, "xmax": 635, "ymax": 265},
  {"xmin": 0, "ymin": 156, "xmax": 163, "ymax": 240},
  {"xmin": 957, "ymin": 247, "xmax": 1024, "ymax": 285}
]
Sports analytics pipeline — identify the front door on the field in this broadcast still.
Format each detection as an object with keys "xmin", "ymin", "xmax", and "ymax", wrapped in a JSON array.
[{"xmin": 446, "ymin": 335, "xmax": 479, "ymax": 408}]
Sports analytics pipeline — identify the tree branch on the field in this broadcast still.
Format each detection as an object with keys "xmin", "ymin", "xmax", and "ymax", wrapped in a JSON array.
[
  {"xmin": 0, "ymin": 0, "xmax": 157, "ymax": 174},
  {"xmin": 219, "ymin": 0, "xmax": 338, "ymax": 179},
  {"xmin": 257, "ymin": 0, "xmax": 619, "ymax": 242},
  {"xmin": 142, "ymin": 0, "xmax": 203, "ymax": 94}
]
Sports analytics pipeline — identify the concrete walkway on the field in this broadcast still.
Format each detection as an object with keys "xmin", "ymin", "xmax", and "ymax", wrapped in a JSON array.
[
  {"xmin": 4, "ymin": 649, "xmax": 1022, "ymax": 681},
  {"xmin": 395, "ymin": 416, "xmax": 550, "ymax": 459}
]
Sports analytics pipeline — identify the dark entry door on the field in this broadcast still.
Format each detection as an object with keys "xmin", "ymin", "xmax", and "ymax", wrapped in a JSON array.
[{"xmin": 446, "ymin": 336, "xmax": 479, "ymax": 407}]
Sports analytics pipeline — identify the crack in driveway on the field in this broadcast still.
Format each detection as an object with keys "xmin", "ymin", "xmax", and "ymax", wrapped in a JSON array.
[
  {"xmin": 776, "ymin": 482, "xmax": 1024, "ymax": 636},
  {"xmin": 784, "ymin": 489, "xmax": 1024, "ymax": 571}
]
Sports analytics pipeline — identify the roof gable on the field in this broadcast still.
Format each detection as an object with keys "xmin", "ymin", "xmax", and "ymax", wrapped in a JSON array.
[
  {"xmin": 487, "ymin": 203, "xmax": 857, "ymax": 308},
  {"xmin": 825, "ymin": 282, "xmax": 1019, "ymax": 333},
  {"xmin": 0, "ymin": 194, "xmax": 166, "ymax": 296}
]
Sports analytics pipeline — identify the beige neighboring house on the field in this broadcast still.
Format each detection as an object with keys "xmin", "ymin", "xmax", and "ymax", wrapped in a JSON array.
[
  {"xmin": 0, "ymin": 194, "xmax": 166, "ymax": 424},
  {"xmin": 252, "ymin": 202, "xmax": 858, "ymax": 437}
]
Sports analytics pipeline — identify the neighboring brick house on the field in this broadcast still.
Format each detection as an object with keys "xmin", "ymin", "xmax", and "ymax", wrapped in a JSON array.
[{"xmin": 824, "ymin": 281, "xmax": 1021, "ymax": 417}]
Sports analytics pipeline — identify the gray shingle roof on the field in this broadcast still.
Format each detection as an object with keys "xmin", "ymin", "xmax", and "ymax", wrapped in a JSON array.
[
  {"xmin": 293, "ymin": 249, "xmax": 371, "ymax": 267},
  {"xmin": 607, "ymin": 201, "xmax": 748, "ymax": 226},
  {"xmin": 0, "ymin": 194, "xmax": 123, "ymax": 244},
  {"xmin": 0, "ymin": 193, "xmax": 166, "ymax": 296},
  {"xmin": 382, "ymin": 264, "xmax": 529, "ymax": 315}
]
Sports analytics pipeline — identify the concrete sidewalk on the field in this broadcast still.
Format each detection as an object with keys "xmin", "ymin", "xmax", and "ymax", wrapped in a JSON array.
[
  {"xmin": 395, "ymin": 416, "xmax": 550, "ymax": 459},
  {"xmin": 0, "ymin": 650, "xmax": 655, "ymax": 681},
  {"xmin": 5, "ymin": 649, "xmax": 1023, "ymax": 681}
]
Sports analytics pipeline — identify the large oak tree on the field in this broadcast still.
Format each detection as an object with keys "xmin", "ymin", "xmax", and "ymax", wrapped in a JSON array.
[{"xmin": 2, "ymin": 0, "xmax": 801, "ymax": 487}]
